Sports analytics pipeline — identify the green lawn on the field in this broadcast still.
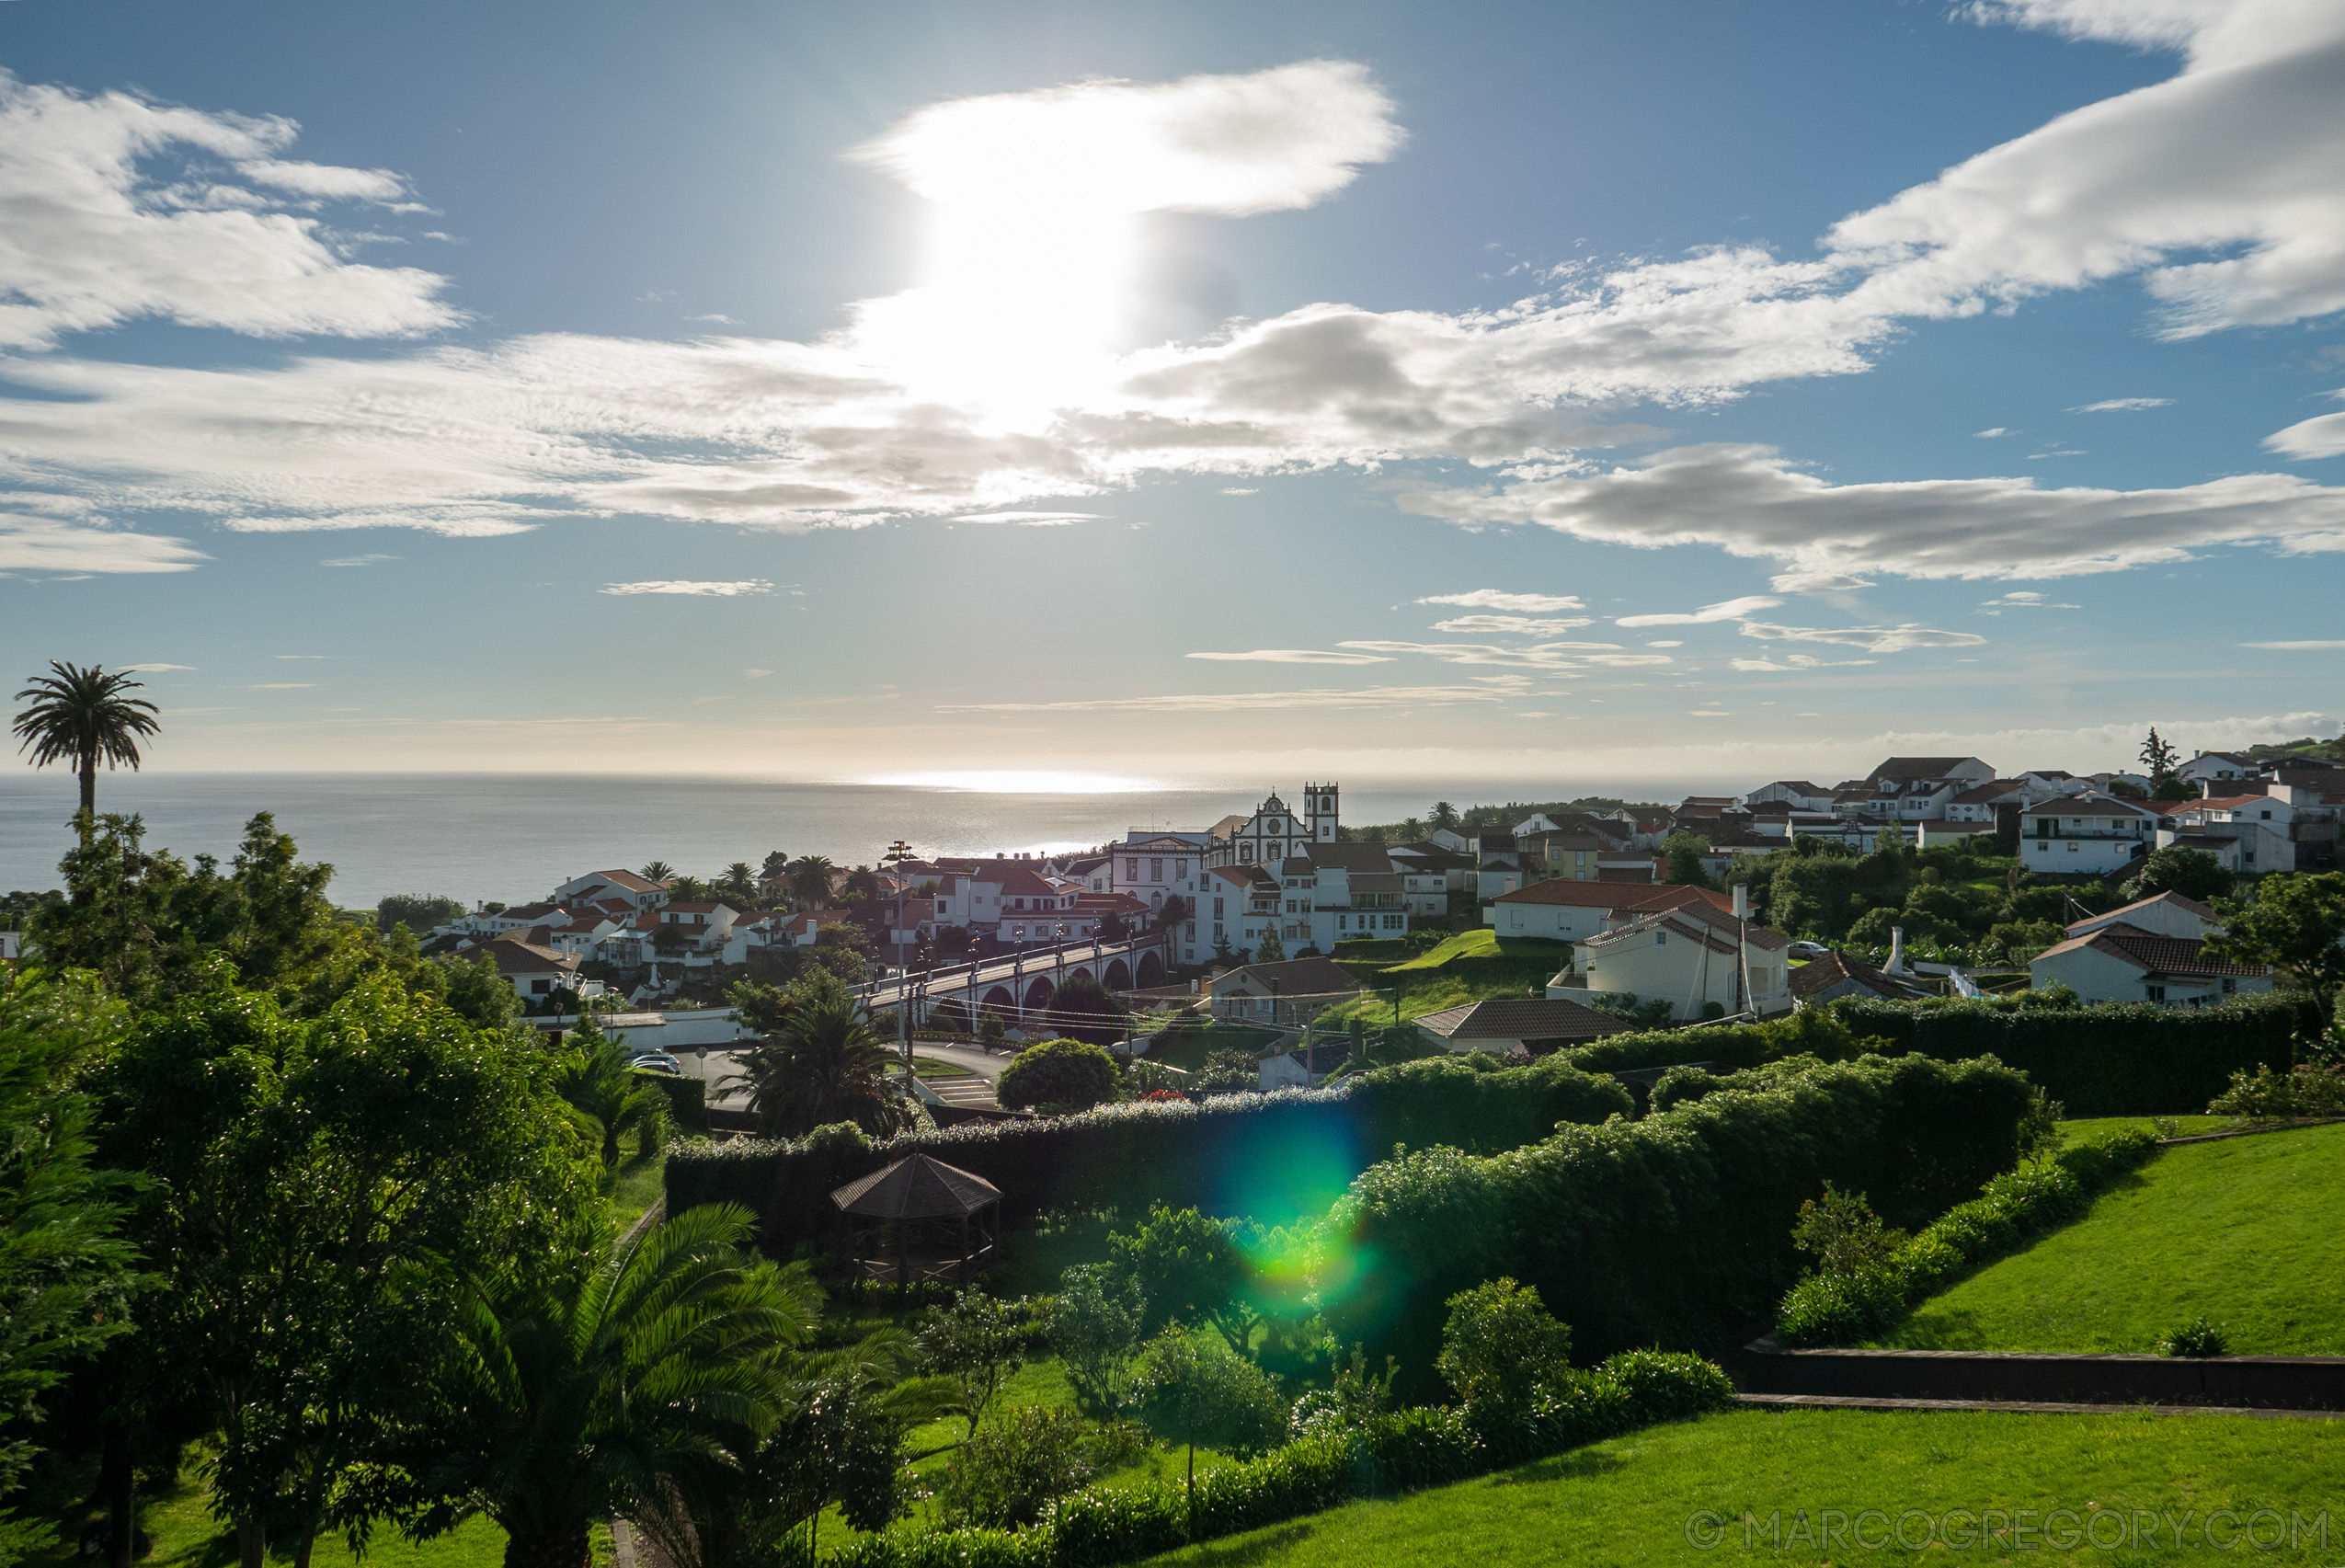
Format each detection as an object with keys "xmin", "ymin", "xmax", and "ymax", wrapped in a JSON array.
[
  {"xmin": 2061, "ymin": 1115, "xmax": 2228, "ymax": 1140},
  {"xmin": 1142, "ymin": 1406, "xmax": 2345, "ymax": 1568},
  {"xmin": 911, "ymin": 1055, "xmax": 977, "ymax": 1078},
  {"xmin": 1377, "ymin": 929, "xmax": 1568, "ymax": 973},
  {"xmin": 1880, "ymin": 1121, "xmax": 2345, "ymax": 1354},
  {"xmin": 609, "ymin": 1146, "xmax": 667, "ymax": 1230}
]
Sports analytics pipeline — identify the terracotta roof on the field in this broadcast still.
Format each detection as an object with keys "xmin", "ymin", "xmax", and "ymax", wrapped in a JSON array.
[
  {"xmin": 1415, "ymin": 998, "xmax": 1630, "ymax": 1044},
  {"xmin": 829, "ymin": 1154, "xmax": 1001, "ymax": 1219},
  {"xmin": 1300, "ymin": 842, "xmax": 1398, "ymax": 874},
  {"xmin": 2034, "ymin": 922, "xmax": 2269, "ymax": 979},
  {"xmin": 1950, "ymin": 780, "xmax": 2029, "ymax": 805},
  {"xmin": 585, "ymin": 868, "xmax": 665, "ymax": 894},
  {"xmin": 498, "ymin": 902, "xmax": 564, "ymax": 922},
  {"xmin": 2023, "ymin": 794, "xmax": 2156, "ymax": 818},
  {"xmin": 1217, "ymin": 956, "xmax": 1366, "ymax": 996},
  {"xmin": 2065, "ymin": 890, "xmax": 2216, "ymax": 937},
  {"xmin": 1492, "ymin": 879, "xmax": 1727, "ymax": 912},
  {"xmin": 1869, "ymin": 756, "xmax": 1986, "ymax": 781},
  {"xmin": 1789, "ymin": 950, "xmax": 1928, "ymax": 1001},
  {"xmin": 481, "ymin": 937, "xmax": 578, "ymax": 976}
]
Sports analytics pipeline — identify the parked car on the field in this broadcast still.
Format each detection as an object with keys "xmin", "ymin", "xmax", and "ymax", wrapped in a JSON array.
[
  {"xmin": 1787, "ymin": 940, "xmax": 1828, "ymax": 959},
  {"xmin": 628, "ymin": 1052, "xmax": 685, "ymax": 1076}
]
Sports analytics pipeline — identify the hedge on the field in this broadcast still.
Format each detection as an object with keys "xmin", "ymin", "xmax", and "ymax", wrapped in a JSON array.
[
  {"xmin": 1777, "ymin": 1126, "xmax": 2160, "ymax": 1345},
  {"xmin": 635, "ymin": 1069, "xmax": 707, "ymax": 1133},
  {"xmin": 667, "ymin": 1053, "xmax": 1632, "ymax": 1255},
  {"xmin": 826, "ymin": 1350, "xmax": 1733, "ymax": 1568},
  {"xmin": 1830, "ymin": 991, "xmax": 2318, "ymax": 1116},
  {"xmin": 1324, "ymin": 1052, "xmax": 2036, "ymax": 1378}
]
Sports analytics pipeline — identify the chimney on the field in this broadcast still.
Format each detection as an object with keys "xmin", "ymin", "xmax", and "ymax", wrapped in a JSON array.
[{"xmin": 1886, "ymin": 925, "xmax": 1908, "ymax": 976}]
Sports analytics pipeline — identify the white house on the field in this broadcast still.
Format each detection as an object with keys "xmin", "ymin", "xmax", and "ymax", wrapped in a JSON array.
[
  {"xmin": 554, "ymin": 868, "xmax": 670, "ymax": 912},
  {"xmin": 1207, "ymin": 956, "xmax": 1365, "ymax": 1027},
  {"xmin": 1197, "ymin": 864, "xmax": 1281, "ymax": 962},
  {"xmin": 2019, "ymin": 793, "xmax": 2161, "ymax": 876},
  {"xmin": 2064, "ymin": 891, "xmax": 2221, "ymax": 942},
  {"xmin": 2179, "ymin": 751, "xmax": 2262, "ymax": 787},
  {"xmin": 1833, "ymin": 756, "xmax": 1998, "ymax": 823},
  {"xmin": 479, "ymin": 936, "xmax": 589, "ymax": 1004},
  {"xmin": 1549, "ymin": 904, "xmax": 1793, "ymax": 1020},
  {"xmin": 2157, "ymin": 794, "xmax": 2304, "ymax": 874},
  {"xmin": 1413, "ymin": 997, "xmax": 1631, "ymax": 1056},
  {"xmin": 1742, "ymin": 780, "xmax": 1837, "ymax": 812},
  {"xmin": 2030, "ymin": 922, "xmax": 2271, "ymax": 1007},
  {"xmin": 1483, "ymin": 879, "xmax": 1730, "ymax": 943}
]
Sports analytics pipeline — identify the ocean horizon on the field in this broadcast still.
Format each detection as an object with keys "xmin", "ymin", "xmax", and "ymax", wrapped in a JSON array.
[{"xmin": 0, "ymin": 772, "xmax": 1688, "ymax": 909}]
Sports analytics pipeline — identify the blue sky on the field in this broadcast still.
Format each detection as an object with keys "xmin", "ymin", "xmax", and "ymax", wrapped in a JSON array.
[{"xmin": 2, "ymin": 0, "xmax": 2342, "ymax": 793}]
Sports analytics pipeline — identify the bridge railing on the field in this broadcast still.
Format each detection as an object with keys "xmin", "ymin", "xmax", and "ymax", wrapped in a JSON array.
[{"xmin": 853, "ymin": 932, "xmax": 1170, "ymax": 1004}]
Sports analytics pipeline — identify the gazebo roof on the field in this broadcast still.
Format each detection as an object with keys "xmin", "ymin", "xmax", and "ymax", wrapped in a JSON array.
[{"xmin": 829, "ymin": 1154, "xmax": 1001, "ymax": 1219}]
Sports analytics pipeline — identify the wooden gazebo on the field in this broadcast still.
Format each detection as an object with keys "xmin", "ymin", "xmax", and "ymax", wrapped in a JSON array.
[{"xmin": 829, "ymin": 1154, "xmax": 1002, "ymax": 1288}]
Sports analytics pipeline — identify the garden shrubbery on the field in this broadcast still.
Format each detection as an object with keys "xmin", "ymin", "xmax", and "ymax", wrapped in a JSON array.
[
  {"xmin": 1774, "ymin": 1126, "xmax": 2160, "ymax": 1345},
  {"xmin": 667, "ymin": 1054, "xmax": 1632, "ymax": 1253},
  {"xmin": 2206, "ymin": 1061, "xmax": 2345, "ymax": 1120}
]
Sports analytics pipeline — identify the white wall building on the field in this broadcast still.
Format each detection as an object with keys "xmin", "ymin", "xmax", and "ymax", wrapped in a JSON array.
[
  {"xmin": 1547, "ymin": 904, "xmax": 1793, "ymax": 1020},
  {"xmin": 2019, "ymin": 794, "xmax": 2161, "ymax": 876},
  {"xmin": 2030, "ymin": 923, "xmax": 2271, "ymax": 1007}
]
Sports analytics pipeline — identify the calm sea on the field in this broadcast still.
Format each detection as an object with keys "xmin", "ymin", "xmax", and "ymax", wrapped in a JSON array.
[{"xmin": 0, "ymin": 774, "xmax": 1665, "ymax": 909}]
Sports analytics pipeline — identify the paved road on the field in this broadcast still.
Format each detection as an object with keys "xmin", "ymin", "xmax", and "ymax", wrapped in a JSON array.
[{"xmin": 910, "ymin": 1041, "xmax": 1010, "ymax": 1080}]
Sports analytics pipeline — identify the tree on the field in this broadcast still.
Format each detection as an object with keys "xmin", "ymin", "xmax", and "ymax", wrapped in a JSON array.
[
  {"xmin": 379, "ymin": 894, "xmax": 463, "ymax": 937},
  {"xmin": 789, "ymin": 857, "xmax": 835, "ymax": 909},
  {"xmin": 919, "ymin": 1290, "xmax": 1026, "ymax": 1440},
  {"xmin": 1428, "ymin": 802, "xmax": 1459, "ymax": 830},
  {"xmin": 2121, "ymin": 845, "xmax": 2233, "ymax": 903},
  {"xmin": 441, "ymin": 951, "xmax": 521, "ymax": 1031},
  {"xmin": 1253, "ymin": 926, "xmax": 1286, "ymax": 964},
  {"xmin": 2141, "ymin": 727, "xmax": 2181, "ymax": 784},
  {"xmin": 1434, "ymin": 1277, "xmax": 1573, "ymax": 1411},
  {"xmin": 11, "ymin": 662, "xmax": 161, "ymax": 833},
  {"xmin": 1107, "ymin": 1206, "xmax": 1256, "ymax": 1356},
  {"xmin": 717, "ymin": 863, "xmax": 758, "ymax": 906},
  {"xmin": 1045, "ymin": 1265, "xmax": 1143, "ymax": 1417},
  {"xmin": 1155, "ymin": 894, "xmax": 1189, "ymax": 932},
  {"xmin": 555, "ymin": 1018, "xmax": 669, "ymax": 1168},
  {"xmin": 1043, "ymin": 970, "xmax": 1128, "ymax": 1046},
  {"xmin": 759, "ymin": 851, "xmax": 792, "ymax": 888},
  {"xmin": 638, "ymin": 862, "xmax": 674, "ymax": 885},
  {"xmin": 727, "ymin": 973, "xmax": 911, "ymax": 1138},
  {"xmin": 1131, "ymin": 1333, "xmax": 1288, "ymax": 1537},
  {"xmin": 1663, "ymin": 831, "xmax": 1713, "ymax": 887},
  {"xmin": 2152, "ymin": 773, "xmax": 2198, "ymax": 802},
  {"xmin": 90, "ymin": 976, "xmax": 602, "ymax": 1568},
  {"xmin": 843, "ymin": 865, "xmax": 882, "ymax": 902},
  {"xmin": 2209, "ymin": 872, "xmax": 2345, "ymax": 1015},
  {"xmin": 425, "ymin": 1204, "xmax": 820, "ymax": 1568},
  {"xmin": 995, "ymin": 1037, "xmax": 1120, "ymax": 1114},
  {"xmin": 0, "ymin": 971, "xmax": 139, "ymax": 1566},
  {"xmin": 1094, "ymin": 911, "xmax": 1129, "ymax": 944}
]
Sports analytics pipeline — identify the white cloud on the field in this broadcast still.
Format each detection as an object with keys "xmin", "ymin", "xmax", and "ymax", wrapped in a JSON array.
[
  {"xmin": 1184, "ymin": 648, "xmax": 1390, "ymax": 664},
  {"xmin": 2266, "ymin": 393, "xmax": 2345, "ymax": 459},
  {"xmin": 1428, "ymin": 614, "xmax": 1596, "ymax": 634},
  {"xmin": 0, "ymin": 511, "xmax": 207, "ymax": 574},
  {"xmin": 1729, "ymin": 654, "xmax": 1879, "ymax": 670},
  {"xmin": 1336, "ymin": 639, "xmax": 1667, "ymax": 670},
  {"xmin": 949, "ymin": 510, "xmax": 1103, "ymax": 525},
  {"xmin": 1416, "ymin": 590, "xmax": 1586, "ymax": 612},
  {"xmin": 851, "ymin": 60, "xmax": 1403, "ymax": 217},
  {"xmin": 1740, "ymin": 620, "xmax": 1988, "ymax": 653},
  {"xmin": 2241, "ymin": 639, "xmax": 2345, "ymax": 649},
  {"xmin": 122, "ymin": 662, "xmax": 196, "ymax": 671},
  {"xmin": 744, "ymin": 667, "xmax": 773, "ymax": 677},
  {"xmin": 1974, "ymin": 427, "xmax": 2011, "ymax": 438},
  {"xmin": 1402, "ymin": 443, "xmax": 2345, "ymax": 581},
  {"xmin": 1614, "ymin": 594, "xmax": 1783, "ymax": 627},
  {"xmin": 0, "ymin": 71, "xmax": 457, "ymax": 351},
  {"xmin": 938, "ymin": 683, "xmax": 1515, "ymax": 712},
  {"xmin": 1981, "ymin": 589, "xmax": 2081, "ymax": 608},
  {"xmin": 688, "ymin": 314, "xmax": 741, "ymax": 325},
  {"xmin": 321, "ymin": 552, "xmax": 397, "ymax": 567},
  {"xmin": 601, "ymin": 578, "xmax": 774, "ymax": 596},
  {"xmin": 2069, "ymin": 397, "xmax": 2172, "ymax": 412},
  {"xmin": 1220, "ymin": 486, "xmax": 1259, "ymax": 495},
  {"xmin": 1768, "ymin": 570, "xmax": 1876, "ymax": 593},
  {"xmin": 1644, "ymin": 639, "xmax": 1684, "ymax": 647}
]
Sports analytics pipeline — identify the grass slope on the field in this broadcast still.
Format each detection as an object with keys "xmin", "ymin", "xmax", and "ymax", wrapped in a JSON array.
[
  {"xmin": 1143, "ymin": 1407, "xmax": 2345, "ymax": 1568},
  {"xmin": 1882, "ymin": 1122, "xmax": 2345, "ymax": 1354},
  {"xmin": 1318, "ymin": 931, "xmax": 1569, "ymax": 1032}
]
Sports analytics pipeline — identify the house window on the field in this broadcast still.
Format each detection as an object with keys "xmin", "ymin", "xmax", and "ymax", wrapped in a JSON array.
[
  {"xmin": 1176, "ymin": 860, "xmax": 1187, "ymax": 878},
  {"xmin": 2223, "ymin": 978, "xmax": 2236, "ymax": 993},
  {"xmin": 936, "ymin": 899, "xmax": 949, "ymax": 915},
  {"xmin": 2067, "ymin": 842, "xmax": 2079, "ymax": 853},
  {"xmin": 1150, "ymin": 859, "xmax": 1163, "ymax": 881},
  {"xmin": 2145, "ymin": 984, "xmax": 2167, "ymax": 1002},
  {"xmin": 1214, "ymin": 898, "xmax": 1225, "ymax": 918},
  {"xmin": 1655, "ymin": 932, "xmax": 1667, "ymax": 945},
  {"xmin": 1126, "ymin": 859, "xmax": 1138, "ymax": 879},
  {"xmin": 532, "ymin": 979, "xmax": 550, "ymax": 994}
]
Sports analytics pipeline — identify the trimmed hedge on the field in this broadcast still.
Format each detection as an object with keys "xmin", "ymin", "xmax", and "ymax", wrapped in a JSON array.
[
  {"xmin": 636, "ymin": 1069, "xmax": 707, "ymax": 1133},
  {"xmin": 1831, "ymin": 992, "xmax": 2318, "ymax": 1115},
  {"xmin": 667, "ymin": 1053, "xmax": 1631, "ymax": 1254},
  {"xmin": 1325, "ymin": 1052, "xmax": 2036, "ymax": 1377},
  {"xmin": 1776, "ymin": 1127, "xmax": 2160, "ymax": 1345},
  {"xmin": 827, "ymin": 1350, "xmax": 1733, "ymax": 1568}
]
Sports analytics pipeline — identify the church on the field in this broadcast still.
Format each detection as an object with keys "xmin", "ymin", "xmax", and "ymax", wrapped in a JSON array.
[{"xmin": 1205, "ymin": 784, "xmax": 1340, "ymax": 866}]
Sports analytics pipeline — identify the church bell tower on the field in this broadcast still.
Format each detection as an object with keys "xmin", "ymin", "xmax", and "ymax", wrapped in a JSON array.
[{"xmin": 1304, "ymin": 782, "xmax": 1340, "ymax": 841}]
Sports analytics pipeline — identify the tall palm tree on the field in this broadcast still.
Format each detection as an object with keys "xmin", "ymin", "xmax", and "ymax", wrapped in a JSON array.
[
  {"xmin": 638, "ymin": 861, "xmax": 675, "ymax": 885},
  {"xmin": 718, "ymin": 862, "xmax": 758, "ymax": 906},
  {"xmin": 732, "ymin": 984, "xmax": 909, "ymax": 1139},
  {"xmin": 12, "ymin": 661, "xmax": 162, "ymax": 832},
  {"xmin": 787, "ymin": 856, "xmax": 834, "ymax": 910},
  {"xmin": 555, "ymin": 1023, "xmax": 669, "ymax": 1167},
  {"xmin": 432, "ymin": 1204, "xmax": 820, "ymax": 1568}
]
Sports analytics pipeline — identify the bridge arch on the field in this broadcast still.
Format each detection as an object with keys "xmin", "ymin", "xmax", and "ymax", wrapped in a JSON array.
[
  {"xmin": 927, "ymin": 997, "xmax": 971, "ymax": 1034},
  {"xmin": 1104, "ymin": 957, "xmax": 1132, "ymax": 990},
  {"xmin": 1135, "ymin": 950, "xmax": 1166, "ymax": 988},
  {"xmin": 979, "ymin": 985, "xmax": 1015, "ymax": 1025},
  {"xmin": 1024, "ymin": 976, "xmax": 1056, "ymax": 1014}
]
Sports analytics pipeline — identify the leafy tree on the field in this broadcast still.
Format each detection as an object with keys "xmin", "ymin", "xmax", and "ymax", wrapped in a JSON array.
[
  {"xmin": 759, "ymin": 851, "xmax": 792, "ymax": 887},
  {"xmin": 1107, "ymin": 1206, "xmax": 1257, "ymax": 1356},
  {"xmin": 934, "ymin": 924, "xmax": 972, "ymax": 962},
  {"xmin": 1428, "ymin": 802, "xmax": 1459, "ymax": 830},
  {"xmin": 2120, "ymin": 845, "xmax": 2233, "ymax": 903},
  {"xmin": 90, "ymin": 976, "xmax": 601, "ymax": 1568},
  {"xmin": 716, "ymin": 864, "xmax": 758, "ymax": 906},
  {"xmin": 2141, "ymin": 727, "xmax": 2181, "ymax": 783},
  {"xmin": 1790, "ymin": 1183, "xmax": 1905, "ymax": 1278},
  {"xmin": 933, "ymin": 1405, "xmax": 1144, "ymax": 1530},
  {"xmin": 554, "ymin": 1018, "xmax": 669, "ymax": 1167},
  {"xmin": 843, "ymin": 866, "xmax": 882, "ymax": 902},
  {"xmin": 1131, "ymin": 1333, "xmax": 1288, "ymax": 1534},
  {"xmin": 10, "ymin": 662, "xmax": 161, "ymax": 832},
  {"xmin": 1253, "ymin": 926, "xmax": 1286, "ymax": 965},
  {"xmin": 995, "ymin": 1037, "xmax": 1120, "ymax": 1114},
  {"xmin": 1043, "ymin": 970, "xmax": 1128, "ymax": 1046},
  {"xmin": 727, "ymin": 972, "xmax": 911, "ymax": 1138},
  {"xmin": 669, "ymin": 876, "xmax": 712, "ymax": 903},
  {"xmin": 1156, "ymin": 894, "xmax": 1189, "ymax": 932},
  {"xmin": 1434, "ymin": 1277, "xmax": 1573, "ymax": 1410},
  {"xmin": 1045, "ymin": 1265, "xmax": 1143, "ymax": 1416},
  {"xmin": 1093, "ymin": 911, "xmax": 1129, "ymax": 944},
  {"xmin": 789, "ymin": 857, "xmax": 835, "ymax": 909},
  {"xmin": 918, "ymin": 1291, "xmax": 1026, "ymax": 1440},
  {"xmin": 2152, "ymin": 773, "xmax": 2198, "ymax": 801},
  {"xmin": 424, "ymin": 1205, "xmax": 820, "ymax": 1568},
  {"xmin": 378, "ymin": 894, "xmax": 463, "ymax": 937},
  {"xmin": 1662, "ymin": 831, "xmax": 1713, "ymax": 887},
  {"xmin": 0, "ymin": 971, "xmax": 139, "ymax": 1564},
  {"xmin": 637, "ymin": 862, "xmax": 675, "ymax": 885},
  {"xmin": 440, "ymin": 951, "xmax": 522, "ymax": 1032},
  {"xmin": 807, "ymin": 921, "xmax": 874, "ymax": 985},
  {"xmin": 2210, "ymin": 872, "xmax": 2345, "ymax": 1015}
]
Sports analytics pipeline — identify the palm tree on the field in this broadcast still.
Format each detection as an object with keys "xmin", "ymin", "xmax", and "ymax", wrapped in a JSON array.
[
  {"xmin": 732, "ymin": 981, "xmax": 910, "ymax": 1139},
  {"xmin": 638, "ymin": 861, "xmax": 675, "ymax": 885},
  {"xmin": 433, "ymin": 1205, "xmax": 820, "ymax": 1568},
  {"xmin": 718, "ymin": 862, "xmax": 758, "ymax": 906},
  {"xmin": 555, "ymin": 1022, "xmax": 669, "ymax": 1167},
  {"xmin": 788, "ymin": 856, "xmax": 835, "ymax": 910},
  {"xmin": 12, "ymin": 661, "xmax": 162, "ymax": 832}
]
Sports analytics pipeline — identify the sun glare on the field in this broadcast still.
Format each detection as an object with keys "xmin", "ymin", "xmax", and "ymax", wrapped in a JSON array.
[{"xmin": 869, "ymin": 769, "xmax": 1170, "ymax": 794}]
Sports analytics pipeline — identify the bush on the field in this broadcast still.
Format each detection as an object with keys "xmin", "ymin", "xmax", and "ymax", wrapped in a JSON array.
[
  {"xmin": 2157, "ymin": 1314, "xmax": 2228, "ymax": 1358},
  {"xmin": 1328, "ymin": 1052, "xmax": 2036, "ymax": 1379},
  {"xmin": 998, "ymin": 1038, "xmax": 1123, "ymax": 1113},
  {"xmin": 638, "ymin": 1068, "xmax": 707, "ymax": 1133},
  {"xmin": 1435, "ymin": 1277, "xmax": 1573, "ymax": 1408},
  {"xmin": 2207, "ymin": 1062, "xmax": 2345, "ymax": 1119},
  {"xmin": 934, "ymin": 1406, "xmax": 1149, "ymax": 1529},
  {"xmin": 666, "ymin": 1054, "xmax": 1631, "ymax": 1254},
  {"xmin": 1776, "ymin": 1127, "xmax": 2159, "ymax": 1345}
]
